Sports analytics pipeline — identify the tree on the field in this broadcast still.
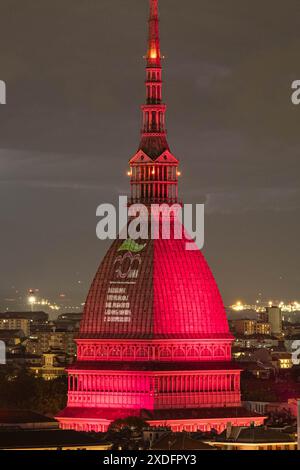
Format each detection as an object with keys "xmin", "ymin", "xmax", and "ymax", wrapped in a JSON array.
[
  {"xmin": 0, "ymin": 366, "xmax": 67, "ymax": 416},
  {"xmin": 108, "ymin": 416, "xmax": 148, "ymax": 432}
]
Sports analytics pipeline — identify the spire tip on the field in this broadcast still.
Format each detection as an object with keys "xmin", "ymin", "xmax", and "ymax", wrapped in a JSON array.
[{"xmin": 147, "ymin": 0, "xmax": 161, "ymax": 66}]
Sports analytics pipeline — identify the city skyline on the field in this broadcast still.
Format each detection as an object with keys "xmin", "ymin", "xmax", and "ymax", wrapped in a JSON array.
[{"xmin": 0, "ymin": 0, "xmax": 299, "ymax": 308}]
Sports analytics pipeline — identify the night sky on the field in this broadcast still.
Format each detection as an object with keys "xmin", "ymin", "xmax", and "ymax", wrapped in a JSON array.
[{"xmin": 0, "ymin": 0, "xmax": 299, "ymax": 310}]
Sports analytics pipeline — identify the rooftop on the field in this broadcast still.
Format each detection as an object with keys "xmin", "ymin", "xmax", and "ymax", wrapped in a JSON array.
[
  {"xmin": 0, "ymin": 311, "xmax": 48, "ymax": 321},
  {"xmin": 151, "ymin": 432, "xmax": 215, "ymax": 450},
  {"xmin": 0, "ymin": 409, "xmax": 57, "ymax": 425},
  {"xmin": 217, "ymin": 425, "xmax": 295, "ymax": 443},
  {"xmin": 0, "ymin": 429, "xmax": 110, "ymax": 449}
]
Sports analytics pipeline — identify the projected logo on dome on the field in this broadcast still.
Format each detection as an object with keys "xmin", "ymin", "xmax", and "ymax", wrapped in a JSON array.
[
  {"xmin": 114, "ymin": 252, "xmax": 142, "ymax": 280},
  {"xmin": 113, "ymin": 239, "xmax": 147, "ymax": 280},
  {"xmin": 104, "ymin": 240, "xmax": 147, "ymax": 323},
  {"xmin": 117, "ymin": 239, "xmax": 147, "ymax": 253}
]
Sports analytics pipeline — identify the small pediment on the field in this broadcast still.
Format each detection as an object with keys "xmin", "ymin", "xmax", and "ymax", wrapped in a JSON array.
[
  {"xmin": 155, "ymin": 150, "xmax": 179, "ymax": 164},
  {"xmin": 130, "ymin": 149, "xmax": 179, "ymax": 165},
  {"xmin": 129, "ymin": 150, "xmax": 153, "ymax": 164}
]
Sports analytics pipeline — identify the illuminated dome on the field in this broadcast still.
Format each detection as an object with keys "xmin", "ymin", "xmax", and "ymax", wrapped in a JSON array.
[{"xmin": 80, "ymin": 233, "xmax": 231, "ymax": 340}]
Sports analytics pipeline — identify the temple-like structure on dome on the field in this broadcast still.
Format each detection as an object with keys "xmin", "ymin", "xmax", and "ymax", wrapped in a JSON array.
[{"xmin": 56, "ymin": 0, "xmax": 265, "ymax": 433}]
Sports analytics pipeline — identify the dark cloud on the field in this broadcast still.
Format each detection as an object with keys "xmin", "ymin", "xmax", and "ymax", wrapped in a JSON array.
[{"xmin": 0, "ymin": 0, "xmax": 299, "ymax": 307}]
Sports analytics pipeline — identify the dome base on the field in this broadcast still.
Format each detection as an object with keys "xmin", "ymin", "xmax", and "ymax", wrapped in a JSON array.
[{"xmin": 57, "ymin": 406, "xmax": 265, "ymax": 434}]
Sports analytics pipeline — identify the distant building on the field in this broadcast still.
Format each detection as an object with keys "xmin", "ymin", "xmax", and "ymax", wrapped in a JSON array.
[
  {"xmin": 206, "ymin": 425, "xmax": 297, "ymax": 450},
  {"xmin": 258, "ymin": 310, "xmax": 269, "ymax": 323},
  {"xmin": 256, "ymin": 322, "xmax": 271, "ymax": 335},
  {"xmin": 0, "ymin": 311, "xmax": 48, "ymax": 331},
  {"xmin": 0, "ymin": 317, "xmax": 31, "ymax": 336},
  {"xmin": 55, "ymin": 313, "xmax": 82, "ymax": 331},
  {"xmin": 26, "ymin": 329, "xmax": 76, "ymax": 357},
  {"xmin": 271, "ymin": 352, "xmax": 293, "ymax": 369},
  {"xmin": 266, "ymin": 306, "xmax": 282, "ymax": 335},
  {"xmin": 6, "ymin": 352, "xmax": 42, "ymax": 367},
  {"xmin": 56, "ymin": 313, "xmax": 82, "ymax": 321},
  {"xmin": 143, "ymin": 426, "xmax": 171, "ymax": 446},
  {"xmin": 285, "ymin": 324, "xmax": 300, "ymax": 337},
  {"xmin": 0, "ymin": 329, "xmax": 26, "ymax": 354},
  {"xmin": 233, "ymin": 337, "xmax": 278, "ymax": 350},
  {"xmin": 244, "ymin": 399, "xmax": 300, "ymax": 422},
  {"xmin": 0, "ymin": 429, "xmax": 112, "ymax": 450},
  {"xmin": 239, "ymin": 361, "xmax": 273, "ymax": 380},
  {"xmin": 231, "ymin": 319, "xmax": 271, "ymax": 337},
  {"xmin": 30, "ymin": 353, "xmax": 66, "ymax": 380},
  {"xmin": 233, "ymin": 320, "xmax": 256, "ymax": 336},
  {"xmin": 0, "ymin": 409, "xmax": 58, "ymax": 430},
  {"xmin": 151, "ymin": 432, "xmax": 215, "ymax": 450}
]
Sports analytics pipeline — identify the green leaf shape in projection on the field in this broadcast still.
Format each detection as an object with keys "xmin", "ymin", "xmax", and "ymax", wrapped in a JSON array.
[{"xmin": 117, "ymin": 239, "xmax": 147, "ymax": 253}]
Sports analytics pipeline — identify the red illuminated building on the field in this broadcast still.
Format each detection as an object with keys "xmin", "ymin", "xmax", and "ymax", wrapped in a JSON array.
[{"xmin": 57, "ymin": 0, "xmax": 265, "ymax": 433}]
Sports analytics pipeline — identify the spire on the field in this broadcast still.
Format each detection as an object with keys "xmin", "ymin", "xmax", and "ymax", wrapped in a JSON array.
[
  {"xmin": 139, "ymin": 0, "xmax": 168, "ymax": 158},
  {"xmin": 147, "ymin": 0, "xmax": 161, "ymax": 67},
  {"xmin": 128, "ymin": 0, "xmax": 179, "ymax": 205}
]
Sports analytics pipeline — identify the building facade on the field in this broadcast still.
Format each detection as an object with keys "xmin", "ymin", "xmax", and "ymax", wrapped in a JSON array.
[
  {"xmin": 266, "ymin": 306, "xmax": 283, "ymax": 335},
  {"xmin": 0, "ymin": 317, "xmax": 31, "ymax": 337},
  {"xmin": 27, "ymin": 329, "xmax": 76, "ymax": 357},
  {"xmin": 232, "ymin": 320, "xmax": 256, "ymax": 336},
  {"xmin": 30, "ymin": 353, "xmax": 66, "ymax": 380},
  {"xmin": 231, "ymin": 319, "xmax": 271, "ymax": 336}
]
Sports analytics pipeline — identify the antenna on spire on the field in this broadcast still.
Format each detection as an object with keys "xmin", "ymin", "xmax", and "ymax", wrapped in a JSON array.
[{"xmin": 147, "ymin": 0, "xmax": 161, "ymax": 66}]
